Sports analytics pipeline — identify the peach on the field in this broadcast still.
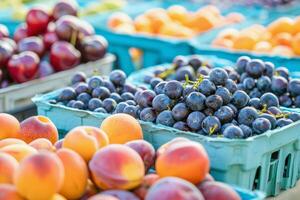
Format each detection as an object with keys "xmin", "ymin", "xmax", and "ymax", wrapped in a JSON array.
[
  {"xmin": 63, "ymin": 126, "xmax": 109, "ymax": 162},
  {"xmin": 100, "ymin": 114, "xmax": 143, "ymax": 144},
  {"xmin": 134, "ymin": 15, "xmax": 153, "ymax": 34},
  {"xmin": 232, "ymin": 33, "xmax": 257, "ymax": 50},
  {"xmin": 19, "ymin": 116, "xmax": 58, "ymax": 144},
  {"xmin": 271, "ymin": 45, "xmax": 294, "ymax": 57},
  {"xmin": 156, "ymin": 137, "xmax": 190, "ymax": 157},
  {"xmin": 54, "ymin": 139, "xmax": 64, "ymax": 150},
  {"xmin": 272, "ymin": 32, "xmax": 292, "ymax": 46},
  {"xmin": 0, "ymin": 144, "xmax": 37, "ymax": 162},
  {"xmin": 14, "ymin": 152, "xmax": 64, "ymax": 200},
  {"xmin": 253, "ymin": 41, "xmax": 272, "ymax": 53},
  {"xmin": 133, "ymin": 174, "xmax": 160, "ymax": 199},
  {"xmin": 0, "ymin": 113, "xmax": 20, "ymax": 139},
  {"xmin": 292, "ymin": 33, "xmax": 300, "ymax": 55},
  {"xmin": 225, "ymin": 12, "xmax": 244, "ymax": 23},
  {"xmin": 29, "ymin": 138, "xmax": 56, "ymax": 152},
  {"xmin": 114, "ymin": 23, "xmax": 136, "ymax": 34},
  {"xmin": 156, "ymin": 139, "xmax": 209, "ymax": 184},
  {"xmin": 88, "ymin": 194, "xmax": 118, "ymax": 200},
  {"xmin": 167, "ymin": 5, "xmax": 188, "ymax": 24},
  {"xmin": 101, "ymin": 190, "xmax": 140, "ymax": 200},
  {"xmin": 125, "ymin": 140, "xmax": 155, "ymax": 172},
  {"xmin": 0, "ymin": 138, "xmax": 26, "ymax": 148},
  {"xmin": 294, "ymin": 16, "xmax": 300, "ymax": 34},
  {"xmin": 0, "ymin": 153, "xmax": 18, "ymax": 184},
  {"xmin": 197, "ymin": 181, "xmax": 241, "ymax": 200},
  {"xmin": 191, "ymin": 13, "xmax": 218, "ymax": 33},
  {"xmin": 57, "ymin": 148, "xmax": 88, "ymax": 199},
  {"xmin": 51, "ymin": 194, "xmax": 67, "ymax": 200},
  {"xmin": 212, "ymin": 38, "xmax": 233, "ymax": 48},
  {"xmin": 268, "ymin": 17, "xmax": 294, "ymax": 35},
  {"xmin": 217, "ymin": 28, "xmax": 239, "ymax": 40},
  {"xmin": 80, "ymin": 180, "xmax": 99, "ymax": 200},
  {"xmin": 108, "ymin": 12, "xmax": 133, "ymax": 29},
  {"xmin": 145, "ymin": 177, "xmax": 204, "ymax": 200},
  {"xmin": 89, "ymin": 144, "xmax": 144, "ymax": 190},
  {"xmin": 0, "ymin": 184, "xmax": 24, "ymax": 200}
]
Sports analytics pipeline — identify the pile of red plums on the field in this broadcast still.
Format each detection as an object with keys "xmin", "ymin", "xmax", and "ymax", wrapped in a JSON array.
[{"xmin": 0, "ymin": 0, "xmax": 108, "ymax": 88}]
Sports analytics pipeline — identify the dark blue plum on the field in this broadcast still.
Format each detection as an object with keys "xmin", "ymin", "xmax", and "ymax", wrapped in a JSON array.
[
  {"xmin": 59, "ymin": 87, "xmax": 76, "ymax": 101},
  {"xmin": 103, "ymin": 80, "xmax": 116, "ymax": 93},
  {"xmin": 267, "ymin": 106, "xmax": 281, "ymax": 116},
  {"xmin": 121, "ymin": 92, "xmax": 135, "ymax": 101},
  {"xmin": 71, "ymin": 72, "xmax": 86, "ymax": 85},
  {"xmin": 223, "ymin": 125, "xmax": 244, "ymax": 139},
  {"xmin": 153, "ymin": 67, "xmax": 165, "ymax": 76},
  {"xmin": 295, "ymin": 96, "xmax": 300, "ymax": 107},
  {"xmin": 88, "ymin": 98, "xmax": 103, "ymax": 111},
  {"xmin": 259, "ymin": 113, "xmax": 276, "ymax": 129},
  {"xmin": 240, "ymin": 72, "xmax": 249, "ymax": 82},
  {"xmin": 228, "ymin": 71, "xmax": 240, "ymax": 82},
  {"xmin": 88, "ymin": 76, "xmax": 103, "ymax": 89},
  {"xmin": 231, "ymin": 90, "xmax": 250, "ymax": 108},
  {"xmin": 276, "ymin": 118, "xmax": 293, "ymax": 127},
  {"xmin": 257, "ymin": 76, "xmax": 271, "ymax": 92},
  {"xmin": 173, "ymin": 55, "xmax": 188, "ymax": 68},
  {"xmin": 216, "ymin": 87, "xmax": 231, "ymax": 105},
  {"xmin": 225, "ymin": 79, "xmax": 238, "ymax": 93},
  {"xmin": 66, "ymin": 100, "xmax": 76, "ymax": 107},
  {"xmin": 150, "ymin": 77, "xmax": 163, "ymax": 89},
  {"xmin": 139, "ymin": 107, "xmax": 156, "ymax": 122},
  {"xmin": 205, "ymin": 95, "xmax": 223, "ymax": 110},
  {"xmin": 249, "ymin": 98, "xmax": 262, "ymax": 109},
  {"xmin": 187, "ymin": 111, "xmax": 205, "ymax": 131},
  {"xmin": 260, "ymin": 93, "xmax": 279, "ymax": 108},
  {"xmin": 122, "ymin": 83, "xmax": 137, "ymax": 94},
  {"xmin": 188, "ymin": 55, "xmax": 202, "ymax": 70},
  {"xmin": 102, "ymin": 98, "xmax": 117, "ymax": 113},
  {"xmin": 237, "ymin": 83, "xmax": 244, "ymax": 91},
  {"xmin": 92, "ymin": 86, "xmax": 110, "ymax": 100},
  {"xmin": 197, "ymin": 66, "xmax": 210, "ymax": 76},
  {"xmin": 126, "ymin": 100, "xmax": 136, "ymax": 106},
  {"xmin": 183, "ymin": 85, "xmax": 196, "ymax": 97},
  {"xmin": 94, "ymin": 107, "xmax": 107, "ymax": 113},
  {"xmin": 288, "ymin": 113, "xmax": 300, "ymax": 122},
  {"xmin": 246, "ymin": 59, "xmax": 265, "ymax": 78},
  {"xmin": 109, "ymin": 70, "xmax": 126, "ymax": 86},
  {"xmin": 264, "ymin": 62, "xmax": 274, "ymax": 78},
  {"xmin": 198, "ymin": 79, "xmax": 216, "ymax": 96},
  {"xmin": 152, "ymin": 94, "xmax": 172, "ymax": 112},
  {"xmin": 214, "ymin": 106, "xmax": 234, "ymax": 124},
  {"xmin": 201, "ymin": 116, "xmax": 221, "ymax": 135},
  {"xmin": 203, "ymin": 107, "xmax": 214, "ymax": 116},
  {"xmin": 288, "ymin": 79, "xmax": 300, "ymax": 97},
  {"xmin": 209, "ymin": 68, "xmax": 228, "ymax": 86},
  {"xmin": 227, "ymin": 104, "xmax": 238, "ymax": 117},
  {"xmin": 156, "ymin": 110, "xmax": 175, "ymax": 127},
  {"xmin": 123, "ymin": 105, "xmax": 138, "ymax": 118},
  {"xmin": 243, "ymin": 77, "xmax": 255, "ymax": 90},
  {"xmin": 221, "ymin": 123, "xmax": 234, "ymax": 134},
  {"xmin": 114, "ymin": 102, "xmax": 128, "ymax": 113},
  {"xmin": 249, "ymin": 88, "xmax": 262, "ymax": 98},
  {"xmin": 136, "ymin": 90, "xmax": 156, "ymax": 108},
  {"xmin": 186, "ymin": 92, "xmax": 206, "ymax": 111},
  {"xmin": 236, "ymin": 56, "xmax": 250, "ymax": 74},
  {"xmin": 171, "ymin": 103, "xmax": 189, "ymax": 121},
  {"xmin": 174, "ymin": 66, "xmax": 195, "ymax": 81},
  {"xmin": 144, "ymin": 74, "xmax": 154, "ymax": 84},
  {"xmin": 110, "ymin": 93, "xmax": 122, "ymax": 103},
  {"xmin": 275, "ymin": 67, "xmax": 289, "ymax": 80},
  {"xmin": 164, "ymin": 80, "xmax": 183, "ymax": 99},
  {"xmin": 279, "ymin": 94, "xmax": 293, "ymax": 107},
  {"xmin": 252, "ymin": 118, "xmax": 271, "ymax": 134},
  {"xmin": 239, "ymin": 124, "xmax": 253, "ymax": 138},
  {"xmin": 173, "ymin": 121, "xmax": 190, "ymax": 131},
  {"xmin": 75, "ymin": 83, "xmax": 90, "ymax": 94},
  {"xmin": 154, "ymin": 81, "xmax": 166, "ymax": 95},
  {"xmin": 271, "ymin": 76, "xmax": 288, "ymax": 96},
  {"xmin": 238, "ymin": 106, "xmax": 258, "ymax": 126},
  {"xmin": 72, "ymin": 101, "xmax": 85, "ymax": 109},
  {"xmin": 76, "ymin": 93, "xmax": 91, "ymax": 105}
]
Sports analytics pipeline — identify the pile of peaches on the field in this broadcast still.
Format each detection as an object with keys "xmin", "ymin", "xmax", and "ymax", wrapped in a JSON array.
[
  {"xmin": 0, "ymin": 112, "xmax": 242, "ymax": 200},
  {"xmin": 108, "ymin": 5, "xmax": 244, "ymax": 39},
  {"xmin": 212, "ymin": 16, "xmax": 300, "ymax": 57}
]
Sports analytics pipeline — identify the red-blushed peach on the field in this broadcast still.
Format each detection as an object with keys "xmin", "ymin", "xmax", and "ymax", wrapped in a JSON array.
[
  {"xmin": 80, "ymin": 180, "xmax": 99, "ymax": 200},
  {"xmin": 0, "ymin": 144, "xmax": 38, "ymax": 162},
  {"xmin": 0, "ymin": 184, "xmax": 25, "ymax": 200},
  {"xmin": 133, "ymin": 173, "xmax": 160, "ymax": 199},
  {"xmin": 63, "ymin": 126, "xmax": 109, "ymax": 162},
  {"xmin": 155, "ymin": 140, "xmax": 209, "ymax": 184},
  {"xmin": 0, "ymin": 153, "xmax": 18, "ymax": 184},
  {"xmin": 0, "ymin": 113, "xmax": 20, "ymax": 139},
  {"xmin": 100, "ymin": 113, "xmax": 143, "ymax": 144},
  {"xmin": 101, "ymin": 190, "xmax": 140, "ymax": 200},
  {"xmin": 197, "ymin": 181, "xmax": 241, "ymax": 200},
  {"xmin": 29, "ymin": 138, "xmax": 56, "ymax": 152},
  {"xmin": 145, "ymin": 177, "xmax": 204, "ymax": 200},
  {"xmin": 54, "ymin": 139, "xmax": 64, "ymax": 150},
  {"xmin": 87, "ymin": 194, "xmax": 119, "ymax": 200},
  {"xmin": 56, "ymin": 148, "xmax": 88, "ymax": 199},
  {"xmin": 0, "ymin": 138, "xmax": 26, "ymax": 149},
  {"xmin": 14, "ymin": 152, "xmax": 65, "ymax": 200},
  {"xmin": 19, "ymin": 116, "xmax": 58, "ymax": 144},
  {"xmin": 156, "ymin": 137, "xmax": 189, "ymax": 158},
  {"xmin": 125, "ymin": 140, "xmax": 155, "ymax": 172},
  {"xmin": 89, "ymin": 144, "xmax": 145, "ymax": 190}
]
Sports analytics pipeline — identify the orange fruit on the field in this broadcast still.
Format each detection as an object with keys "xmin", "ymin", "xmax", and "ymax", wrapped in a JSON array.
[
  {"xmin": 267, "ymin": 17, "xmax": 294, "ymax": 35},
  {"xmin": 292, "ymin": 33, "xmax": 300, "ymax": 55}
]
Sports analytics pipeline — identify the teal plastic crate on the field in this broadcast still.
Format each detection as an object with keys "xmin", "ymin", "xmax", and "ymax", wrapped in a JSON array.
[{"xmin": 33, "ymin": 89, "xmax": 300, "ymax": 197}]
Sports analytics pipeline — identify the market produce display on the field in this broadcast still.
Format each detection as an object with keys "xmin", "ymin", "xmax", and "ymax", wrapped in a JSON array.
[
  {"xmin": 108, "ymin": 5, "xmax": 244, "ymax": 38},
  {"xmin": 0, "ymin": 113, "xmax": 243, "ymax": 200},
  {"xmin": 212, "ymin": 16, "xmax": 300, "ymax": 56},
  {"xmin": 0, "ymin": 0, "xmax": 107, "ymax": 88}
]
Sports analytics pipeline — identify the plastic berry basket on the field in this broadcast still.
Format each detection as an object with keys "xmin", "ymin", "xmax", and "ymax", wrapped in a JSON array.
[{"xmin": 33, "ymin": 89, "xmax": 300, "ymax": 197}]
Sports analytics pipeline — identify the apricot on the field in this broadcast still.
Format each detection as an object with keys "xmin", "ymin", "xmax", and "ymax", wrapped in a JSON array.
[
  {"xmin": 125, "ymin": 140, "xmax": 155, "ymax": 172},
  {"xmin": 0, "ymin": 184, "xmax": 24, "ymax": 200},
  {"xmin": 271, "ymin": 45, "xmax": 294, "ymax": 57},
  {"xmin": 167, "ymin": 5, "xmax": 188, "ymax": 24},
  {"xmin": 101, "ymin": 190, "xmax": 140, "ymax": 200},
  {"xmin": 133, "ymin": 174, "xmax": 160, "ymax": 199},
  {"xmin": 108, "ymin": 12, "xmax": 133, "ymax": 29},
  {"xmin": 57, "ymin": 148, "xmax": 88, "ymax": 199},
  {"xmin": 159, "ymin": 23, "xmax": 194, "ymax": 38},
  {"xmin": 134, "ymin": 15, "xmax": 153, "ymax": 34},
  {"xmin": 145, "ymin": 177, "xmax": 204, "ymax": 200},
  {"xmin": 272, "ymin": 32, "xmax": 292, "ymax": 46},
  {"xmin": 89, "ymin": 144, "xmax": 144, "ymax": 190},
  {"xmin": 267, "ymin": 17, "xmax": 294, "ymax": 35},
  {"xmin": 0, "ymin": 138, "xmax": 26, "ymax": 148},
  {"xmin": 88, "ymin": 194, "xmax": 118, "ymax": 200},
  {"xmin": 0, "ymin": 153, "xmax": 18, "ymax": 184},
  {"xmin": 63, "ymin": 126, "xmax": 109, "ymax": 162},
  {"xmin": 292, "ymin": 33, "xmax": 300, "ymax": 55},
  {"xmin": 0, "ymin": 113, "xmax": 20, "ymax": 139},
  {"xmin": 14, "ymin": 152, "xmax": 64, "ymax": 200},
  {"xmin": 100, "ymin": 113, "xmax": 143, "ymax": 144},
  {"xmin": 0, "ymin": 144, "xmax": 37, "ymax": 162},
  {"xmin": 29, "ymin": 138, "xmax": 56, "ymax": 152},
  {"xmin": 253, "ymin": 41, "xmax": 272, "ymax": 53},
  {"xmin": 232, "ymin": 33, "xmax": 257, "ymax": 50},
  {"xmin": 156, "ymin": 139, "xmax": 209, "ymax": 184},
  {"xmin": 198, "ymin": 5, "xmax": 221, "ymax": 17},
  {"xmin": 144, "ymin": 8, "xmax": 171, "ymax": 34},
  {"xmin": 197, "ymin": 181, "xmax": 241, "ymax": 200},
  {"xmin": 54, "ymin": 139, "xmax": 64, "ymax": 150},
  {"xmin": 19, "ymin": 116, "xmax": 58, "ymax": 144},
  {"xmin": 191, "ymin": 12, "xmax": 218, "ymax": 32}
]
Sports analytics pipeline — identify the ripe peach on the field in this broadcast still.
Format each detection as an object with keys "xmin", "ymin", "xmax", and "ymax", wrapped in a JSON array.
[
  {"xmin": 87, "ymin": 194, "xmax": 118, "ymax": 200},
  {"xmin": 232, "ymin": 33, "xmax": 257, "ymax": 50},
  {"xmin": 191, "ymin": 13, "xmax": 218, "ymax": 33},
  {"xmin": 101, "ymin": 190, "xmax": 140, "ymax": 200},
  {"xmin": 272, "ymin": 32, "xmax": 292, "ymax": 46},
  {"xmin": 54, "ymin": 139, "xmax": 64, "ymax": 150},
  {"xmin": 108, "ymin": 12, "xmax": 133, "ymax": 29},
  {"xmin": 225, "ymin": 12, "xmax": 244, "ymax": 23},
  {"xmin": 29, "ymin": 138, "xmax": 56, "ymax": 152},
  {"xmin": 0, "ymin": 138, "xmax": 26, "ymax": 148},
  {"xmin": 0, "ymin": 144, "xmax": 37, "ymax": 162},
  {"xmin": 0, "ymin": 184, "xmax": 24, "ymax": 200},
  {"xmin": 197, "ymin": 181, "xmax": 241, "ymax": 200},
  {"xmin": 144, "ymin": 8, "xmax": 171, "ymax": 34},
  {"xmin": 51, "ymin": 193, "xmax": 67, "ymax": 200},
  {"xmin": 80, "ymin": 180, "xmax": 99, "ymax": 200},
  {"xmin": 14, "ymin": 152, "xmax": 64, "ymax": 200},
  {"xmin": 292, "ymin": 33, "xmax": 300, "ymax": 55},
  {"xmin": 89, "ymin": 144, "xmax": 144, "ymax": 190},
  {"xmin": 133, "ymin": 174, "xmax": 160, "ymax": 199},
  {"xmin": 114, "ymin": 23, "xmax": 136, "ymax": 34},
  {"xmin": 167, "ymin": 5, "xmax": 188, "ymax": 24},
  {"xmin": 212, "ymin": 38, "xmax": 233, "ymax": 48},
  {"xmin": 134, "ymin": 15, "xmax": 153, "ymax": 34},
  {"xmin": 125, "ymin": 140, "xmax": 155, "ymax": 172},
  {"xmin": 253, "ymin": 41, "xmax": 272, "ymax": 53},
  {"xmin": 19, "ymin": 116, "xmax": 58, "ymax": 144},
  {"xmin": 156, "ymin": 139, "xmax": 209, "ymax": 184},
  {"xmin": 145, "ymin": 177, "xmax": 204, "ymax": 200},
  {"xmin": 267, "ymin": 17, "xmax": 294, "ymax": 35},
  {"xmin": 0, "ymin": 113, "xmax": 20, "ymax": 139},
  {"xmin": 156, "ymin": 137, "xmax": 189, "ymax": 157},
  {"xmin": 100, "ymin": 114, "xmax": 143, "ymax": 144},
  {"xmin": 57, "ymin": 148, "xmax": 88, "ymax": 199},
  {"xmin": 63, "ymin": 126, "xmax": 109, "ymax": 162},
  {"xmin": 0, "ymin": 153, "xmax": 18, "ymax": 184},
  {"xmin": 294, "ymin": 16, "xmax": 300, "ymax": 34}
]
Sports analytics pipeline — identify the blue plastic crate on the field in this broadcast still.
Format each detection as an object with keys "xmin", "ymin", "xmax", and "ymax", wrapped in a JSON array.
[{"xmin": 33, "ymin": 89, "xmax": 300, "ymax": 197}]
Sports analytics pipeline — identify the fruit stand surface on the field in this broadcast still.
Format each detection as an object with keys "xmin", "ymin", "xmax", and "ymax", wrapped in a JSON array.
[{"xmin": 267, "ymin": 180, "xmax": 300, "ymax": 200}]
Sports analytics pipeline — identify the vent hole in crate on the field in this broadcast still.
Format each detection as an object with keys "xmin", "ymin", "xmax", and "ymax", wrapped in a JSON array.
[
  {"xmin": 252, "ymin": 166, "xmax": 261, "ymax": 190},
  {"xmin": 283, "ymin": 154, "xmax": 292, "ymax": 178},
  {"xmin": 271, "ymin": 150, "xmax": 279, "ymax": 161}
]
